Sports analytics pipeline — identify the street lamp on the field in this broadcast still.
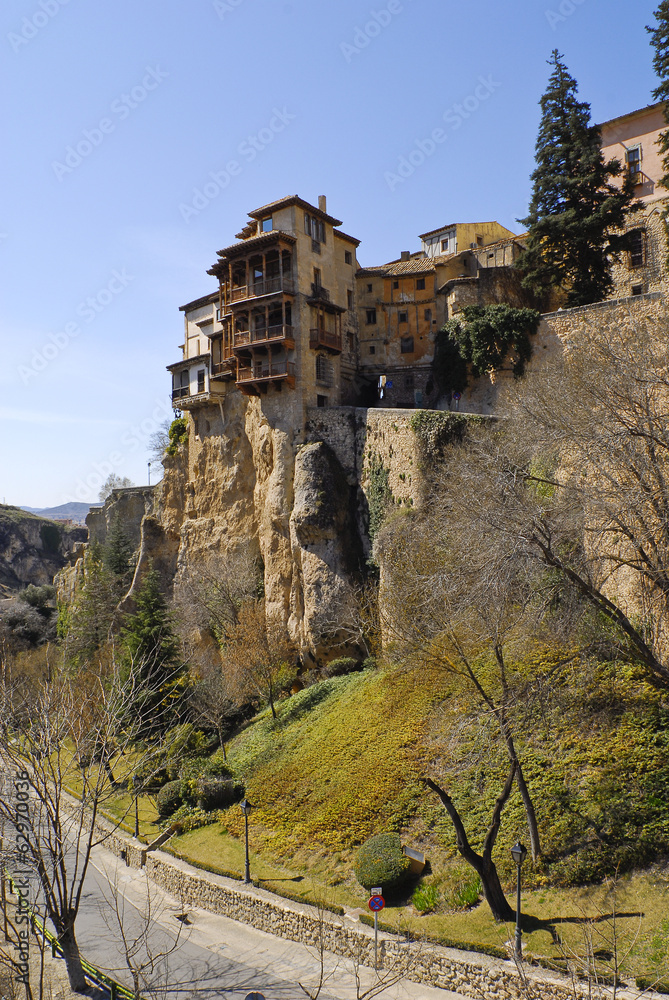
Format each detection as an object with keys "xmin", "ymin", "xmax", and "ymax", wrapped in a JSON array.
[
  {"xmin": 240, "ymin": 799, "xmax": 253, "ymax": 884},
  {"xmin": 132, "ymin": 776, "xmax": 143, "ymax": 838},
  {"xmin": 510, "ymin": 841, "xmax": 527, "ymax": 960}
]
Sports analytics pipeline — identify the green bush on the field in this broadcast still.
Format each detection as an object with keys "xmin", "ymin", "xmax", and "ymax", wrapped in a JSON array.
[
  {"xmin": 412, "ymin": 884, "xmax": 440, "ymax": 913},
  {"xmin": 195, "ymin": 779, "xmax": 243, "ymax": 811},
  {"xmin": 156, "ymin": 780, "xmax": 184, "ymax": 819},
  {"xmin": 353, "ymin": 833, "xmax": 412, "ymax": 894},
  {"xmin": 325, "ymin": 658, "xmax": 361, "ymax": 678},
  {"xmin": 166, "ymin": 417, "xmax": 188, "ymax": 456}
]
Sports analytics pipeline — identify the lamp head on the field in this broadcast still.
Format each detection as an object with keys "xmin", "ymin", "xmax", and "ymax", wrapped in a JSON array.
[
  {"xmin": 240, "ymin": 798, "xmax": 253, "ymax": 816},
  {"xmin": 510, "ymin": 841, "xmax": 527, "ymax": 866}
]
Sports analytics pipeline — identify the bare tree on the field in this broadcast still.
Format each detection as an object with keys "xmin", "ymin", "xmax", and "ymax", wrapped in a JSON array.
[
  {"xmin": 0, "ymin": 659, "xmax": 171, "ymax": 992},
  {"xmin": 189, "ymin": 663, "xmax": 237, "ymax": 756},
  {"xmin": 223, "ymin": 599, "xmax": 296, "ymax": 719}
]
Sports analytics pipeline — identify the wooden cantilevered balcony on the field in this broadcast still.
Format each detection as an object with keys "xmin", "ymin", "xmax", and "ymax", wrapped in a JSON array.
[
  {"xmin": 228, "ymin": 276, "xmax": 295, "ymax": 304},
  {"xmin": 210, "ymin": 357, "xmax": 237, "ymax": 380},
  {"xmin": 236, "ymin": 359, "xmax": 296, "ymax": 390},
  {"xmin": 309, "ymin": 328, "xmax": 342, "ymax": 353},
  {"xmin": 233, "ymin": 324, "xmax": 295, "ymax": 352}
]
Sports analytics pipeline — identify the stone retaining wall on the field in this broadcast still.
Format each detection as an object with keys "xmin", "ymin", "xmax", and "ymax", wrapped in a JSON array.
[{"xmin": 78, "ymin": 804, "xmax": 603, "ymax": 1000}]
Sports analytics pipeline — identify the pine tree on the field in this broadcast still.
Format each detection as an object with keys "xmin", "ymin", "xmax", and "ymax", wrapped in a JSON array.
[
  {"xmin": 518, "ymin": 51, "xmax": 638, "ymax": 307},
  {"xmin": 648, "ymin": 5, "xmax": 669, "ymax": 208},
  {"xmin": 103, "ymin": 514, "xmax": 134, "ymax": 578},
  {"xmin": 121, "ymin": 569, "xmax": 184, "ymax": 733}
]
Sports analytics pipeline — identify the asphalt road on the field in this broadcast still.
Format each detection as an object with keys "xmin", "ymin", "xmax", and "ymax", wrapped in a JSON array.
[{"xmin": 72, "ymin": 843, "xmax": 467, "ymax": 1000}]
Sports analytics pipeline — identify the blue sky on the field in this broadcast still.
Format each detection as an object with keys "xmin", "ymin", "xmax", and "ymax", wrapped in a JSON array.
[{"xmin": 0, "ymin": 0, "xmax": 662, "ymax": 506}]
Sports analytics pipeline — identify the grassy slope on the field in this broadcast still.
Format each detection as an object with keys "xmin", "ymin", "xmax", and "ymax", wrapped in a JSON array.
[{"xmin": 121, "ymin": 659, "xmax": 669, "ymax": 978}]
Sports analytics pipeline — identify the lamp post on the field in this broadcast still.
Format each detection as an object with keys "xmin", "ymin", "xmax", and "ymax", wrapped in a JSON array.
[
  {"xmin": 240, "ymin": 799, "xmax": 253, "ymax": 883},
  {"xmin": 133, "ymin": 776, "xmax": 143, "ymax": 838},
  {"xmin": 510, "ymin": 841, "xmax": 527, "ymax": 960}
]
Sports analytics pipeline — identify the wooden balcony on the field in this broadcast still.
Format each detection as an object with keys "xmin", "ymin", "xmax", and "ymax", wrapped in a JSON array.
[
  {"xmin": 233, "ymin": 324, "xmax": 295, "ymax": 352},
  {"xmin": 307, "ymin": 282, "xmax": 331, "ymax": 304},
  {"xmin": 309, "ymin": 328, "xmax": 342, "ymax": 353},
  {"xmin": 210, "ymin": 357, "xmax": 237, "ymax": 380},
  {"xmin": 228, "ymin": 276, "xmax": 295, "ymax": 304},
  {"xmin": 171, "ymin": 387, "xmax": 211, "ymax": 409},
  {"xmin": 236, "ymin": 360, "xmax": 296, "ymax": 391}
]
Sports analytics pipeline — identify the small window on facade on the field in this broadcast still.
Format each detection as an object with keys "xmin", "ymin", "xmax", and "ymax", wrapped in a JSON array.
[
  {"xmin": 317, "ymin": 394, "xmax": 328, "ymax": 407},
  {"xmin": 304, "ymin": 213, "xmax": 311, "ymax": 235},
  {"xmin": 441, "ymin": 239, "xmax": 449, "ymax": 252},
  {"xmin": 197, "ymin": 369, "xmax": 206, "ymax": 393},
  {"xmin": 632, "ymin": 284, "xmax": 643, "ymax": 296},
  {"xmin": 627, "ymin": 146, "xmax": 642, "ymax": 180},
  {"xmin": 393, "ymin": 280, "xmax": 399, "ymax": 290},
  {"xmin": 261, "ymin": 217, "xmax": 273, "ymax": 232},
  {"xmin": 424, "ymin": 308, "xmax": 432, "ymax": 322},
  {"xmin": 630, "ymin": 229, "xmax": 645, "ymax": 268},
  {"xmin": 476, "ymin": 235, "xmax": 484, "ymax": 247},
  {"xmin": 367, "ymin": 283, "xmax": 373, "ymax": 293},
  {"xmin": 345, "ymin": 250, "xmax": 352, "ymax": 265},
  {"xmin": 366, "ymin": 308, "xmax": 377, "ymax": 325},
  {"xmin": 313, "ymin": 267, "xmax": 322, "ymax": 288},
  {"xmin": 400, "ymin": 336, "xmax": 414, "ymax": 354},
  {"xmin": 416, "ymin": 278, "xmax": 426, "ymax": 290},
  {"xmin": 369, "ymin": 345, "xmax": 376, "ymax": 355},
  {"xmin": 347, "ymin": 290, "xmax": 353, "ymax": 310},
  {"xmin": 399, "ymin": 311, "xmax": 408, "ymax": 324}
]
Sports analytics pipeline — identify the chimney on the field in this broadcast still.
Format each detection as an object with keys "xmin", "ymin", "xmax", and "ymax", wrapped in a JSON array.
[
  {"xmin": 318, "ymin": 195, "xmax": 327, "ymax": 213},
  {"xmin": 400, "ymin": 250, "xmax": 411, "ymax": 261}
]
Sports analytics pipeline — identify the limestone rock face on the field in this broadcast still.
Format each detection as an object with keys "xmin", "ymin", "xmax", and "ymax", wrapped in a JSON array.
[
  {"xmin": 289, "ymin": 441, "xmax": 364, "ymax": 664},
  {"xmin": 0, "ymin": 506, "xmax": 87, "ymax": 596}
]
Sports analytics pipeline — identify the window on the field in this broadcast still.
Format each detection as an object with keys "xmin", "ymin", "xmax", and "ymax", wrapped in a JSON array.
[
  {"xmin": 476, "ymin": 235, "xmax": 484, "ymax": 247},
  {"xmin": 416, "ymin": 278, "xmax": 426, "ymax": 290},
  {"xmin": 441, "ymin": 239, "xmax": 449, "ymax": 252},
  {"xmin": 424, "ymin": 308, "xmax": 432, "ymax": 322},
  {"xmin": 317, "ymin": 395, "xmax": 328, "ymax": 407},
  {"xmin": 626, "ymin": 145, "xmax": 642, "ymax": 181},
  {"xmin": 261, "ymin": 217, "xmax": 273, "ymax": 232},
  {"xmin": 197, "ymin": 369, "xmax": 206, "ymax": 394},
  {"xmin": 345, "ymin": 250, "xmax": 352, "ymax": 265},
  {"xmin": 347, "ymin": 289, "xmax": 353, "ymax": 310},
  {"xmin": 632, "ymin": 284, "xmax": 643, "ymax": 296},
  {"xmin": 398, "ymin": 311, "xmax": 408, "ymax": 324},
  {"xmin": 313, "ymin": 267, "xmax": 322, "ymax": 288},
  {"xmin": 367, "ymin": 283, "xmax": 373, "ymax": 293},
  {"xmin": 393, "ymin": 280, "xmax": 399, "ymax": 290},
  {"xmin": 630, "ymin": 229, "xmax": 645, "ymax": 268},
  {"xmin": 366, "ymin": 308, "xmax": 377, "ymax": 325},
  {"xmin": 400, "ymin": 336, "xmax": 414, "ymax": 354},
  {"xmin": 369, "ymin": 345, "xmax": 376, "ymax": 355},
  {"xmin": 304, "ymin": 213, "xmax": 326, "ymax": 243},
  {"xmin": 316, "ymin": 355, "xmax": 334, "ymax": 387}
]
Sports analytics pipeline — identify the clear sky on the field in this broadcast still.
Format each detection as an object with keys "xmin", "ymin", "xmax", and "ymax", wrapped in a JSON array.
[{"xmin": 0, "ymin": 0, "xmax": 662, "ymax": 507}]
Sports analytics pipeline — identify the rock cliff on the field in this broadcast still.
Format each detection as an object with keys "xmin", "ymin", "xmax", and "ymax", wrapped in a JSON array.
[{"xmin": 0, "ymin": 505, "xmax": 87, "ymax": 596}]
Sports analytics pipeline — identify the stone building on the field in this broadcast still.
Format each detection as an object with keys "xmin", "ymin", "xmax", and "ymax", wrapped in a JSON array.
[
  {"xmin": 600, "ymin": 102, "xmax": 669, "ymax": 299},
  {"xmin": 168, "ymin": 194, "xmax": 361, "ymax": 419}
]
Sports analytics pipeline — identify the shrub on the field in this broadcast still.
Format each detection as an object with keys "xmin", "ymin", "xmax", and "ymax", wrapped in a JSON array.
[
  {"xmin": 325, "ymin": 657, "xmax": 361, "ymax": 678},
  {"xmin": 353, "ymin": 833, "xmax": 412, "ymax": 894},
  {"xmin": 412, "ymin": 884, "xmax": 440, "ymax": 914},
  {"xmin": 195, "ymin": 779, "xmax": 243, "ymax": 811},
  {"xmin": 156, "ymin": 780, "xmax": 184, "ymax": 819},
  {"xmin": 446, "ymin": 874, "xmax": 482, "ymax": 910},
  {"xmin": 166, "ymin": 417, "xmax": 188, "ymax": 456}
]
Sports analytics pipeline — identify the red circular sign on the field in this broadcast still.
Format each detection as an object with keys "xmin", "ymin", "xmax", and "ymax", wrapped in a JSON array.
[{"xmin": 368, "ymin": 894, "xmax": 385, "ymax": 912}]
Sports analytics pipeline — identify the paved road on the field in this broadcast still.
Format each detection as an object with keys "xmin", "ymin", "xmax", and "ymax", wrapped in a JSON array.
[{"xmin": 72, "ymin": 844, "xmax": 467, "ymax": 1000}]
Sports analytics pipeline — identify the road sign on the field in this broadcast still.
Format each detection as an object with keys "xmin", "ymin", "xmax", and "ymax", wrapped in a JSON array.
[
  {"xmin": 453, "ymin": 392, "xmax": 461, "ymax": 400},
  {"xmin": 368, "ymin": 894, "xmax": 385, "ymax": 912}
]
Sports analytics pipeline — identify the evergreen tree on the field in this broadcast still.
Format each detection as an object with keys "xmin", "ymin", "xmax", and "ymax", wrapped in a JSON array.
[
  {"xmin": 103, "ymin": 514, "xmax": 134, "ymax": 578},
  {"xmin": 121, "ymin": 568, "xmax": 184, "ymax": 733},
  {"xmin": 518, "ymin": 51, "xmax": 638, "ymax": 307},
  {"xmin": 648, "ymin": 3, "xmax": 669, "ymax": 253}
]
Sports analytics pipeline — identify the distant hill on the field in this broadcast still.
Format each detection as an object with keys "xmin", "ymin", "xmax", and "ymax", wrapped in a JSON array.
[{"xmin": 20, "ymin": 502, "xmax": 101, "ymax": 526}]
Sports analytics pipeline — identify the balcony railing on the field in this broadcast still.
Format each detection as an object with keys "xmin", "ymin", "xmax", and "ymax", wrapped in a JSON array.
[
  {"xmin": 308, "ymin": 282, "xmax": 330, "ymax": 301},
  {"xmin": 233, "ymin": 324, "xmax": 295, "ymax": 349},
  {"xmin": 228, "ymin": 276, "xmax": 294, "ymax": 303},
  {"xmin": 237, "ymin": 360, "xmax": 296, "ymax": 383},
  {"xmin": 309, "ymin": 328, "xmax": 342, "ymax": 352},
  {"xmin": 172, "ymin": 386, "xmax": 191, "ymax": 401},
  {"xmin": 211, "ymin": 357, "xmax": 237, "ymax": 377}
]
